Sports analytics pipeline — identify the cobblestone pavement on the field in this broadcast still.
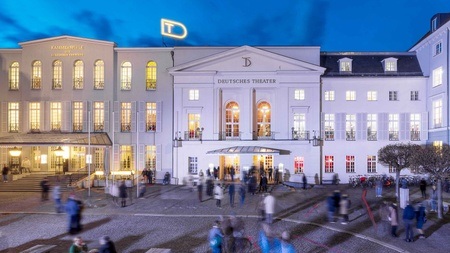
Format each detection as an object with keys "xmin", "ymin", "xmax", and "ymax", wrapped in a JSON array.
[{"xmin": 0, "ymin": 183, "xmax": 449, "ymax": 253}]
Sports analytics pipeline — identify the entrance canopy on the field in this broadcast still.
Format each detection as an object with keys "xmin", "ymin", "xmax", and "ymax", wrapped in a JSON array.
[
  {"xmin": 206, "ymin": 146, "xmax": 290, "ymax": 155},
  {"xmin": 0, "ymin": 132, "xmax": 112, "ymax": 146}
]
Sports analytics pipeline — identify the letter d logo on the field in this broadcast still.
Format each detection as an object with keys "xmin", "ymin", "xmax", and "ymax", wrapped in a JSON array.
[{"xmin": 161, "ymin": 19, "xmax": 188, "ymax": 39}]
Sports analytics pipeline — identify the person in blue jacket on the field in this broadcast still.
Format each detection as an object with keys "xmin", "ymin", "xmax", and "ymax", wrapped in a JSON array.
[{"xmin": 403, "ymin": 202, "xmax": 415, "ymax": 242}]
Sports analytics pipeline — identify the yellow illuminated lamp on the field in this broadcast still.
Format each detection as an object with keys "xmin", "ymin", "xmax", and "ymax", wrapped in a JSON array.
[
  {"xmin": 54, "ymin": 146, "xmax": 64, "ymax": 157},
  {"xmin": 111, "ymin": 171, "xmax": 132, "ymax": 176},
  {"xmin": 9, "ymin": 146, "xmax": 21, "ymax": 157}
]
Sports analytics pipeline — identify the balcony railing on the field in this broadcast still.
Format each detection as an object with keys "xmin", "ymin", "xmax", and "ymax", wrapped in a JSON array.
[
  {"xmin": 146, "ymin": 79, "xmax": 156, "ymax": 90},
  {"xmin": 30, "ymin": 122, "xmax": 40, "ymax": 132},
  {"xmin": 325, "ymin": 131, "xmax": 334, "ymax": 141},
  {"xmin": 32, "ymin": 78, "xmax": 41, "ymax": 89},
  {"xmin": 73, "ymin": 77, "xmax": 84, "ymax": 89},
  {"xmin": 8, "ymin": 123, "xmax": 19, "ymax": 133},
  {"xmin": 9, "ymin": 81, "xmax": 19, "ymax": 90},
  {"xmin": 219, "ymin": 131, "xmax": 241, "ymax": 140},
  {"xmin": 94, "ymin": 80, "xmax": 104, "ymax": 90},
  {"xmin": 185, "ymin": 130, "xmax": 202, "ymax": 140},
  {"xmin": 121, "ymin": 123, "xmax": 131, "ymax": 132},
  {"xmin": 367, "ymin": 131, "xmax": 377, "ymax": 141},
  {"xmin": 51, "ymin": 123, "xmax": 61, "ymax": 131},
  {"xmin": 146, "ymin": 123, "xmax": 156, "ymax": 132},
  {"xmin": 411, "ymin": 130, "xmax": 420, "ymax": 141},
  {"xmin": 121, "ymin": 81, "xmax": 131, "ymax": 90},
  {"xmin": 346, "ymin": 131, "xmax": 355, "ymax": 141},
  {"xmin": 253, "ymin": 131, "xmax": 275, "ymax": 140},
  {"xmin": 73, "ymin": 123, "xmax": 83, "ymax": 132},
  {"xmin": 94, "ymin": 123, "xmax": 104, "ymax": 132},
  {"xmin": 291, "ymin": 129, "xmax": 310, "ymax": 140},
  {"xmin": 52, "ymin": 79, "xmax": 62, "ymax": 89},
  {"xmin": 389, "ymin": 131, "xmax": 399, "ymax": 141}
]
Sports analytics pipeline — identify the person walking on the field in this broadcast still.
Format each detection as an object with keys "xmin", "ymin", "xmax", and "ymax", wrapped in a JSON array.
[
  {"xmin": 260, "ymin": 174, "xmax": 268, "ymax": 193},
  {"xmin": 339, "ymin": 194, "xmax": 351, "ymax": 224},
  {"xmin": 230, "ymin": 166, "xmax": 235, "ymax": 182},
  {"xmin": 65, "ymin": 194, "xmax": 81, "ymax": 234},
  {"xmin": 228, "ymin": 182, "xmax": 235, "ymax": 207},
  {"xmin": 280, "ymin": 231, "xmax": 296, "ymax": 253},
  {"xmin": 118, "ymin": 180, "xmax": 128, "ymax": 207},
  {"xmin": 375, "ymin": 178, "xmax": 383, "ymax": 197},
  {"xmin": 430, "ymin": 185, "xmax": 438, "ymax": 212},
  {"xmin": 214, "ymin": 183, "xmax": 224, "ymax": 208},
  {"xmin": 239, "ymin": 182, "xmax": 246, "ymax": 207},
  {"xmin": 263, "ymin": 192, "xmax": 276, "ymax": 224},
  {"xmin": 209, "ymin": 221, "xmax": 224, "ymax": 253},
  {"xmin": 419, "ymin": 178, "xmax": 427, "ymax": 198},
  {"xmin": 378, "ymin": 201, "xmax": 391, "ymax": 236},
  {"xmin": 69, "ymin": 236, "xmax": 88, "ymax": 253},
  {"xmin": 403, "ymin": 202, "xmax": 415, "ymax": 242},
  {"xmin": 302, "ymin": 174, "xmax": 307, "ymax": 190},
  {"xmin": 52, "ymin": 183, "xmax": 63, "ymax": 213},
  {"xmin": 327, "ymin": 194, "xmax": 336, "ymax": 223},
  {"xmin": 21, "ymin": 157, "xmax": 31, "ymax": 173},
  {"xmin": 2, "ymin": 164, "xmax": 9, "ymax": 183},
  {"xmin": 268, "ymin": 167, "xmax": 273, "ymax": 182},
  {"xmin": 197, "ymin": 177, "xmax": 204, "ymax": 202},
  {"xmin": 332, "ymin": 190, "xmax": 341, "ymax": 220},
  {"xmin": 416, "ymin": 202, "xmax": 427, "ymax": 239},
  {"xmin": 98, "ymin": 235, "xmax": 117, "ymax": 253},
  {"xmin": 388, "ymin": 203, "xmax": 399, "ymax": 237},
  {"xmin": 40, "ymin": 177, "xmax": 50, "ymax": 201}
]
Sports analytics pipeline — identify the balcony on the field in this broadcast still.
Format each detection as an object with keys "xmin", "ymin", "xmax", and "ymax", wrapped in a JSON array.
[
  {"xmin": 94, "ymin": 123, "xmax": 104, "ymax": 132},
  {"xmin": 291, "ymin": 129, "xmax": 310, "ymax": 140},
  {"xmin": 324, "ymin": 131, "xmax": 334, "ymax": 141},
  {"xmin": 185, "ymin": 130, "xmax": 202, "ymax": 140},
  {"xmin": 146, "ymin": 123, "xmax": 156, "ymax": 132},
  {"xmin": 121, "ymin": 81, "xmax": 131, "ymax": 90},
  {"xmin": 94, "ymin": 80, "xmax": 104, "ymax": 90},
  {"xmin": 389, "ymin": 131, "xmax": 399, "ymax": 141},
  {"xmin": 253, "ymin": 131, "xmax": 275, "ymax": 140},
  {"xmin": 8, "ymin": 123, "xmax": 19, "ymax": 133},
  {"xmin": 9, "ymin": 81, "xmax": 19, "ymax": 90},
  {"xmin": 219, "ymin": 131, "xmax": 241, "ymax": 140},
  {"xmin": 367, "ymin": 131, "xmax": 377, "ymax": 141},
  {"xmin": 30, "ymin": 122, "xmax": 40, "ymax": 133},
  {"xmin": 32, "ymin": 78, "xmax": 41, "ymax": 89},
  {"xmin": 73, "ymin": 123, "xmax": 83, "ymax": 132},
  {"xmin": 51, "ymin": 123, "xmax": 61, "ymax": 131},
  {"xmin": 73, "ymin": 77, "xmax": 83, "ymax": 89},
  {"xmin": 52, "ymin": 79, "xmax": 62, "ymax": 89},
  {"xmin": 121, "ymin": 123, "xmax": 131, "ymax": 132},
  {"xmin": 146, "ymin": 79, "xmax": 156, "ymax": 90},
  {"xmin": 346, "ymin": 130, "xmax": 355, "ymax": 141},
  {"xmin": 411, "ymin": 130, "xmax": 420, "ymax": 141}
]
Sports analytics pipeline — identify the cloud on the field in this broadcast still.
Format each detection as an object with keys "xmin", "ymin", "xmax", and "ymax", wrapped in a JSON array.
[{"xmin": 73, "ymin": 10, "xmax": 115, "ymax": 41}]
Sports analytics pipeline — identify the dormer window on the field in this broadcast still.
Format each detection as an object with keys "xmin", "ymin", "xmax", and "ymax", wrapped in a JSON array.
[
  {"xmin": 338, "ymin": 58, "xmax": 352, "ymax": 73},
  {"xmin": 432, "ymin": 17, "xmax": 438, "ymax": 32},
  {"xmin": 382, "ymin": 58, "xmax": 397, "ymax": 72}
]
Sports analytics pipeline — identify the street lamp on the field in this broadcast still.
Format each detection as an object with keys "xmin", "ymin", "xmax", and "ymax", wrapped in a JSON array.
[{"xmin": 9, "ymin": 146, "xmax": 21, "ymax": 157}]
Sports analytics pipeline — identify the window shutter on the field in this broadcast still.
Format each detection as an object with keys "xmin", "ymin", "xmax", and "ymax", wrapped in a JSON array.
[
  {"xmin": 320, "ymin": 112, "xmax": 325, "ymax": 138},
  {"xmin": 379, "ymin": 113, "xmax": 388, "ymax": 140},
  {"xmin": 131, "ymin": 101, "xmax": 137, "ymax": 132},
  {"xmin": 1, "ymin": 102, "xmax": 7, "ymax": 133},
  {"xmin": 156, "ymin": 144, "xmax": 162, "ymax": 171},
  {"xmin": 421, "ymin": 112, "xmax": 428, "ymax": 141},
  {"xmin": 138, "ymin": 144, "xmax": 145, "ymax": 171},
  {"xmin": 400, "ymin": 113, "xmax": 408, "ymax": 140},
  {"xmin": 357, "ymin": 113, "xmax": 367, "ymax": 140},
  {"xmin": 43, "ymin": 101, "xmax": 48, "ymax": 131},
  {"xmin": 138, "ymin": 102, "xmax": 145, "ymax": 132},
  {"xmin": 156, "ymin": 101, "xmax": 162, "ymax": 132},
  {"xmin": 83, "ymin": 101, "xmax": 89, "ymax": 132},
  {"xmin": 63, "ymin": 101, "xmax": 72, "ymax": 132},
  {"xmin": 22, "ymin": 102, "xmax": 29, "ymax": 133},
  {"xmin": 113, "ymin": 144, "xmax": 119, "ymax": 171},
  {"xmin": 104, "ymin": 101, "xmax": 110, "ymax": 132},
  {"xmin": 335, "ymin": 113, "xmax": 344, "ymax": 140},
  {"xmin": 113, "ymin": 101, "xmax": 119, "ymax": 132}
]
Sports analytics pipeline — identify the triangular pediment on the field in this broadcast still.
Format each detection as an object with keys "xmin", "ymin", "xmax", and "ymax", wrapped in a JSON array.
[
  {"xmin": 169, "ymin": 46, "xmax": 325, "ymax": 74},
  {"xmin": 19, "ymin": 35, "xmax": 116, "ymax": 48}
]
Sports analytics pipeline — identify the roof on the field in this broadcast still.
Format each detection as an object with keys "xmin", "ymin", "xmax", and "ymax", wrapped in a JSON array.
[
  {"xmin": 0, "ymin": 132, "xmax": 112, "ymax": 146},
  {"xmin": 206, "ymin": 146, "xmax": 291, "ymax": 155},
  {"xmin": 320, "ymin": 52, "xmax": 423, "ymax": 77}
]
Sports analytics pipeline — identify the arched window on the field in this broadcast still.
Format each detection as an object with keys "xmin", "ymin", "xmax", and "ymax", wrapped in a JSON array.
[
  {"xmin": 257, "ymin": 102, "xmax": 271, "ymax": 137},
  {"xmin": 52, "ymin": 60, "xmax": 62, "ymax": 89},
  {"xmin": 73, "ymin": 60, "xmax": 84, "ymax": 89},
  {"xmin": 94, "ymin": 60, "xmax": 105, "ymax": 89},
  {"xmin": 146, "ymin": 61, "xmax": 157, "ymax": 90},
  {"xmin": 9, "ymin": 62, "xmax": 19, "ymax": 90},
  {"xmin": 121, "ymin": 61, "xmax": 132, "ymax": 90},
  {"xmin": 32, "ymin": 60, "xmax": 42, "ymax": 89},
  {"xmin": 225, "ymin": 102, "xmax": 240, "ymax": 138}
]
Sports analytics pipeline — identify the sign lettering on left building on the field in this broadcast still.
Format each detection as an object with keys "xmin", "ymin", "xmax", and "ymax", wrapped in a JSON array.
[{"xmin": 50, "ymin": 45, "xmax": 84, "ymax": 57}]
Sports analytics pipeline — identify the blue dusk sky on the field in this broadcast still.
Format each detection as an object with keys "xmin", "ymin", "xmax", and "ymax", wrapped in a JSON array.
[{"xmin": 0, "ymin": 0, "xmax": 449, "ymax": 51}]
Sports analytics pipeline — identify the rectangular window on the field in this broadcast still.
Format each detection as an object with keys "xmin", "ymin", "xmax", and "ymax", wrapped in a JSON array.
[
  {"xmin": 187, "ymin": 113, "xmax": 201, "ymax": 139},
  {"xmin": 389, "ymin": 165, "xmax": 396, "ymax": 173},
  {"xmin": 389, "ymin": 91, "xmax": 398, "ymax": 101},
  {"xmin": 367, "ymin": 91, "xmax": 377, "ymax": 101},
  {"xmin": 324, "ymin": 91, "xmax": 335, "ymax": 101},
  {"xmin": 340, "ymin": 62, "xmax": 351, "ymax": 72},
  {"xmin": 145, "ymin": 145, "xmax": 156, "ymax": 169},
  {"xmin": 294, "ymin": 89, "xmax": 305, "ymax": 100},
  {"xmin": 433, "ymin": 99, "xmax": 443, "ymax": 128},
  {"xmin": 50, "ymin": 102, "xmax": 62, "ymax": 131},
  {"xmin": 294, "ymin": 156, "xmax": 304, "ymax": 174},
  {"xmin": 8, "ymin": 102, "xmax": 19, "ymax": 133},
  {"xmin": 435, "ymin": 42, "xmax": 442, "ymax": 56},
  {"xmin": 29, "ymin": 102, "xmax": 40, "ymax": 132},
  {"xmin": 389, "ymin": 114, "xmax": 399, "ymax": 141},
  {"xmin": 189, "ymin": 89, "xmax": 199, "ymax": 101},
  {"xmin": 367, "ymin": 114, "xmax": 377, "ymax": 141},
  {"xmin": 367, "ymin": 155, "xmax": 377, "ymax": 173},
  {"xmin": 121, "ymin": 102, "xmax": 132, "ymax": 132},
  {"xmin": 120, "ymin": 145, "xmax": 133, "ymax": 170},
  {"xmin": 146, "ymin": 102, "xmax": 157, "ymax": 132},
  {"xmin": 346, "ymin": 114, "xmax": 356, "ymax": 141},
  {"xmin": 433, "ymin": 67, "xmax": 443, "ymax": 87},
  {"xmin": 73, "ymin": 102, "xmax": 83, "ymax": 132},
  {"xmin": 346, "ymin": 155, "xmax": 355, "ymax": 173},
  {"xmin": 385, "ymin": 61, "xmax": 397, "ymax": 72},
  {"xmin": 410, "ymin": 91, "xmax": 419, "ymax": 101},
  {"xmin": 93, "ymin": 102, "xmax": 105, "ymax": 132},
  {"xmin": 188, "ymin": 157, "xmax": 198, "ymax": 174},
  {"xmin": 293, "ymin": 113, "xmax": 307, "ymax": 140},
  {"xmin": 325, "ymin": 155, "xmax": 334, "ymax": 173},
  {"xmin": 410, "ymin": 113, "xmax": 420, "ymax": 141},
  {"xmin": 324, "ymin": 114, "xmax": 335, "ymax": 141},
  {"xmin": 433, "ymin": 140, "xmax": 443, "ymax": 148},
  {"xmin": 346, "ymin": 91, "xmax": 356, "ymax": 101}
]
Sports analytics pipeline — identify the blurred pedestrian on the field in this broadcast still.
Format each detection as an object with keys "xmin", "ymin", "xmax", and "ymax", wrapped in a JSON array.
[
  {"xmin": 98, "ymin": 235, "xmax": 117, "ymax": 253},
  {"xmin": 66, "ymin": 194, "xmax": 81, "ymax": 234},
  {"xmin": 198, "ymin": 177, "xmax": 204, "ymax": 202},
  {"xmin": 378, "ymin": 201, "xmax": 391, "ymax": 236},
  {"xmin": 52, "ymin": 183, "xmax": 63, "ymax": 213},
  {"xmin": 416, "ymin": 202, "xmax": 426, "ymax": 239},
  {"xmin": 258, "ymin": 223, "xmax": 280, "ymax": 253},
  {"xmin": 138, "ymin": 177, "xmax": 146, "ymax": 198},
  {"xmin": 375, "ymin": 178, "xmax": 383, "ymax": 197},
  {"xmin": 339, "ymin": 194, "xmax": 351, "ymax": 224},
  {"xmin": 302, "ymin": 174, "xmax": 307, "ymax": 190},
  {"xmin": 228, "ymin": 182, "xmax": 235, "ymax": 207},
  {"xmin": 388, "ymin": 203, "xmax": 399, "ymax": 237},
  {"xmin": 257, "ymin": 194, "xmax": 266, "ymax": 221},
  {"xmin": 280, "ymin": 231, "xmax": 295, "ymax": 253},
  {"xmin": 40, "ymin": 177, "xmax": 50, "ymax": 201},
  {"xmin": 21, "ymin": 157, "xmax": 31, "ymax": 173},
  {"xmin": 2, "ymin": 164, "xmax": 9, "ymax": 182},
  {"xmin": 260, "ymin": 174, "xmax": 268, "ymax": 193},
  {"xmin": 214, "ymin": 183, "xmax": 224, "ymax": 208},
  {"xmin": 419, "ymin": 178, "xmax": 427, "ymax": 198},
  {"xmin": 327, "ymin": 194, "xmax": 336, "ymax": 223},
  {"xmin": 263, "ymin": 192, "xmax": 275, "ymax": 224},
  {"xmin": 209, "ymin": 221, "xmax": 223, "ymax": 253},
  {"xmin": 230, "ymin": 166, "xmax": 235, "ymax": 181},
  {"xmin": 69, "ymin": 236, "xmax": 88, "ymax": 253},
  {"xmin": 403, "ymin": 202, "xmax": 415, "ymax": 242},
  {"xmin": 118, "ymin": 180, "xmax": 127, "ymax": 207},
  {"xmin": 430, "ymin": 185, "xmax": 438, "ymax": 212},
  {"xmin": 268, "ymin": 167, "xmax": 273, "ymax": 182},
  {"xmin": 239, "ymin": 182, "xmax": 246, "ymax": 207},
  {"xmin": 333, "ymin": 190, "xmax": 341, "ymax": 220}
]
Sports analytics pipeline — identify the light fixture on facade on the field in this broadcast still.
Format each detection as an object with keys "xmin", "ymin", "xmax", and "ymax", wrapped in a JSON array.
[
  {"xmin": 9, "ymin": 146, "xmax": 21, "ymax": 157},
  {"xmin": 54, "ymin": 146, "xmax": 64, "ymax": 157}
]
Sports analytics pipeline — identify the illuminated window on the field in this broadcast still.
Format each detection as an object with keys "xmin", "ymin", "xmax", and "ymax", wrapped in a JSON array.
[
  {"xmin": 188, "ymin": 157, "xmax": 198, "ymax": 174},
  {"xmin": 53, "ymin": 60, "xmax": 62, "ymax": 89},
  {"xmin": 293, "ymin": 113, "xmax": 307, "ymax": 140},
  {"xmin": 146, "ymin": 102, "xmax": 156, "ymax": 132},
  {"xmin": 433, "ymin": 67, "xmax": 443, "ymax": 87},
  {"xmin": 189, "ymin": 89, "xmax": 199, "ymax": 100},
  {"xmin": 9, "ymin": 62, "xmax": 19, "ymax": 90},
  {"xmin": 146, "ymin": 61, "xmax": 157, "ymax": 90},
  {"xmin": 324, "ymin": 114, "xmax": 334, "ymax": 141},
  {"xmin": 367, "ymin": 155, "xmax": 377, "ymax": 173},
  {"xmin": 225, "ymin": 102, "xmax": 240, "ymax": 138},
  {"xmin": 73, "ymin": 60, "xmax": 84, "ymax": 89},
  {"xmin": 389, "ymin": 114, "xmax": 399, "ymax": 141},
  {"xmin": 93, "ymin": 102, "xmax": 105, "ymax": 132},
  {"xmin": 32, "ymin": 61, "xmax": 42, "ymax": 89},
  {"xmin": 188, "ymin": 113, "xmax": 201, "ymax": 139},
  {"xmin": 294, "ymin": 89, "xmax": 305, "ymax": 100},
  {"xmin": 434, "ymin": 42, "xmax": 442, "ymax": 56},
  {"xmin": 294, "ymin": 156, "xmax": 304, "ymax": 174},
  {"xmin": 94, "ymin": 148, "xmax": 104, "ymax": 171},
  {"xmin": 433, "ymin": 140, "xmax": 443, "ymax": 148},
  {"xmin": 324, "ymin": 90, "xmax": 335, "ymax": 101},
  {"xmin": 145, "ymin": 145, "xmax": 156, "ymax": 169},
  {"xmin": 8, "ymin": 102, "xmax": 19, "ymax": 133},
  {"xmin": 257, "ymin": 102, "xmax": 271, "ymax": 138},
  {"xmin": 410, "ymin": 113, "xmax": 420, "ymax": 141},
  {"xmin": 121, "ymin": 102, "xmax": 132, "ymax": 132},
  {"xmin": 94, "ymin": 60, "xmax": 105, "ymax": 90},
  {"xmin": 50, "ymin": 102, "xmax": 62, "ymax": 131},
  {"xmin": 433, "ymin": 99, "xmax": 442, "ymax": 128},
  {"xmin": 29, "ymin": 102, "xmax": 40, "ymax": 132},
  {"xmin": 382, "ymin": 58, "xmax": 397, "ymax": 72},
  {"xmin": 389, "ymin": 91, "xmax": 398, "ymax": 101},
  {"xmin": 325, "ymin": 155, "xmax": 334, "ymax": 173},
  {"xmin": 121, "ymin": 61, "xmax": 132, "ymax": 90},
  {"xmin": 367, "ymin": 114, "xmax": 377, "ymax": 141},
  {"xmin": 346, "ymin": 91, "xmax": 356, "ymax": 101},
  {"xmin": 410, "ymin": 91, "xmax": 419, "ymax": 101},
  {"xmin": 338, "ymin": 58, "xmax": 352, "ymax": 72},
  {"xmin": 346, "ymin": 155, "xmax": 355, "ymax": 173},
  {"xmin": 346, "ymin": 114, "xmax": 356, "ymax": 141},
  {"xmin": 120, "ymin": 145, "xmax": 133, "ymax": 170},
  {"xmin": 367, "ymin": 91, "xmax": 377, "ymax": 101},
  {"xmin": 73, "ymin": 102, "xmax": 83, "ymax": 132}
]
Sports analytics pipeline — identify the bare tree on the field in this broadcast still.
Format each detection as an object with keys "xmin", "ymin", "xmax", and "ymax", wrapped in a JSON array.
[
  {"xmin": 378, "ymin": 143, "xmax": 420, "ymax": 202},
  {"xmin": 410, "ymin": 144, "xmax": 450, "ymax": 219}
]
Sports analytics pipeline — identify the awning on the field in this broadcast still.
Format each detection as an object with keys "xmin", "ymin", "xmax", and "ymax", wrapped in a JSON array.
[
  {"xmin": 206, "ymin": 146, "xmax": 291, "ymax": 155},
  {"xmin": 0, "ymin": 132, "xmax": 112, "ymax": 146}
]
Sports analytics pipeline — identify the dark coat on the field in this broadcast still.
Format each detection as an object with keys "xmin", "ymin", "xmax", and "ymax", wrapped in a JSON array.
[
  {"xmin": 99, "ymin": 241, "xmax": 117, "ymax": 253},
  {"xmin": 119, "ymin": 183, "xmax": 128, "ymax": 198}
]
